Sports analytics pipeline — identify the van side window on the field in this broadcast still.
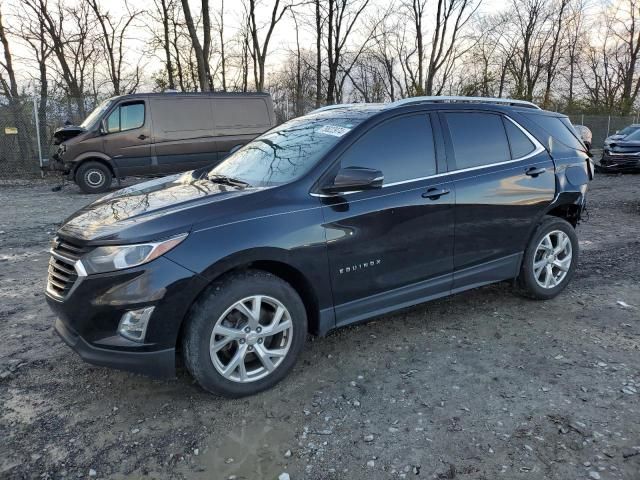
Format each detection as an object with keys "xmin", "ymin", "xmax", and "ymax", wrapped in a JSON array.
[
  {"xmin": 445, "ymin": 112, "xmax": 510, "ymax": 169},
  {"xmin": 503, "ymin": 118, "xmax": 536, "ymax": 159},
  {"xmin": 339, "ymin": 114, "xmax": 437, "ymax": 184},
  {"xmin": 106, "ymin": 102, "xmax": 145, "ymax": 133}
]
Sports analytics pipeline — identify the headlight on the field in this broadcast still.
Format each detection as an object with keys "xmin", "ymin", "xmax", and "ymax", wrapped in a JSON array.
[{"xmin": 80, "ymin": 233, "xmax": 188, "ymax": 275}]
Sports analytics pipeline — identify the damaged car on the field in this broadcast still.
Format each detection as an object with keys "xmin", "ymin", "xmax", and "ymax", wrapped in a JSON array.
[
  {"xmin": 48, "ymin": 92, "xmax": 276, "ymax": 194},
  {"xmin": 46, "ymin": 96, "xmax": 592, "ymax": 397},
  {"xmin": 599, "ymin": 128, "xmax": 640, "ymax": 172}
]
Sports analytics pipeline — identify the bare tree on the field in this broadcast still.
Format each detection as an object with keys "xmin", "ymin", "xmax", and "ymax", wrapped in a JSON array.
[
  {"xmin": 180, "ymin": 0, "xmax": 212, "ymax": 91},
  {"xmin": 25, "ymin": 0, "xmax": 99, "ymax": 117},
  {"xmin": 541, "ymin": 0, "xmax": 569, "ymax": 109},
  {"xmin": 325, "ymin": 0, "xmax": 371, "ymax": 104},
  {"xmin": 0, "ymin": 5, "xmax": 33, "ymax": 160},
  {"xmin": 245, "ymin": 0, "xmax": 294, "ymax": 92},
  {"xmin": 88, "ymin": 0, "xmax": 142, "ymax": 95}
]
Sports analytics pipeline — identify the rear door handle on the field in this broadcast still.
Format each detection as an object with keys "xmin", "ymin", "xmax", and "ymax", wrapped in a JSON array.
[
  {"xmin": 422, "ymin": 187, "xmax": 450, "ymax": 200},
  {"xmin": 525, "ymin": 167, "xmax": 546, "ymax": 177},
  {"xmin": 138, "ymin": 134, "xmax": 147, "ymax": 140}
]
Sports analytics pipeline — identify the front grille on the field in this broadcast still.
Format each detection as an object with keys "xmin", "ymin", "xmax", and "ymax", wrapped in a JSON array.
[{"xmin": 47, "ymin": 239, "xmax": 89, "ymax": 299}]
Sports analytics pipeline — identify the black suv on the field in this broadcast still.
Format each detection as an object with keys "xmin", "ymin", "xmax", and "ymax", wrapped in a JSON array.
[{"xmin": 46, "ymin": 96, "xmax": 593, "ymax": 397}]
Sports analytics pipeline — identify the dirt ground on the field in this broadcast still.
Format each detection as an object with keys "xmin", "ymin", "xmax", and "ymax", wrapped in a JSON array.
[{"xmin": 1, "ymin": 173, "xmax": 639, "ymax": 480}]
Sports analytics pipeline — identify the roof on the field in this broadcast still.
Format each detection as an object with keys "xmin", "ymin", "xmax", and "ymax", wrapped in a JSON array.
[
  {"xmin": 109, "ymin": 91, "xmax": 272, "ymax": 102},
  {"xmin": 309, "ymin": 96, "xmax": 541, "ymax": 116}
]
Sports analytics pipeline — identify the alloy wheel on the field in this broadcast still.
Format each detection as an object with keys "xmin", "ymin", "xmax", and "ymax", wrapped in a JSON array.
[
  {"xmin": 209, "ymin": 295, "xmax": 293, "ymax": 383},
  {"xmin": 533, "ymin": 230, "xmax": 573, "ymax": 289}
]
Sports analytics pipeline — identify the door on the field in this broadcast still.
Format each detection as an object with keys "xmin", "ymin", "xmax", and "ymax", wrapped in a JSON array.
[
  {"xmin": 102, "ymin": 100, "xmax": 152, "ymax": 176},
  {"xmin": 149, "ymin": 97, "xmax": 218, "ymax": 174},
  {"xmin": 321, "ymin": 113, "xmax": 455, "ymax": 326},
  {"xmin": 439, "ymin": 111, "xmax": 556, "ymax": 290}
]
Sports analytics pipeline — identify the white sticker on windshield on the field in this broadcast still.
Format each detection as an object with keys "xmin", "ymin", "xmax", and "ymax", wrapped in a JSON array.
[{"xmin": 318, "ymin": 125, "xmax": 351, "ymax": 137}]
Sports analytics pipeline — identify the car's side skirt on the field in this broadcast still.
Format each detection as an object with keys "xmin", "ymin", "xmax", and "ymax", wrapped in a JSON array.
[{"xmin": 331, "ymin": 252, "xmax": 523, "ymax": 332}]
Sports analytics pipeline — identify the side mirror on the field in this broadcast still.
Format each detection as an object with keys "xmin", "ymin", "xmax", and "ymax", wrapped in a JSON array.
[
  {"xmin": 229, "ymin": 144, "xmax": 243, "ymax": 154},
  {"xmin": 322, "ymin": 167, "xmax": 383, "ymax": 194},
  {"xmin": 99, "ymin": 119, "xmax": 107, "ymax": 135}
]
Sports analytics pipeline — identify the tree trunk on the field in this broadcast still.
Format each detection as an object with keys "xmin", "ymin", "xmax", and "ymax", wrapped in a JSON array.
[{"xmin": 181, "ymin": 0, "xmax": 210, "ymax": 91}]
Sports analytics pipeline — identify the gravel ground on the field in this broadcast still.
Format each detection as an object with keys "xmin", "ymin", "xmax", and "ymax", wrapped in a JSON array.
[{"xmin": 1, "ymin": 174, "xmax": 639, "ymax": 480}]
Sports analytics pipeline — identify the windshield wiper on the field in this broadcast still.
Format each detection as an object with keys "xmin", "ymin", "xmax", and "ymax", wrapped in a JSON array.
[{"xmin": 207, "ymin": 174, "xmax": 251, "ymax": 188}]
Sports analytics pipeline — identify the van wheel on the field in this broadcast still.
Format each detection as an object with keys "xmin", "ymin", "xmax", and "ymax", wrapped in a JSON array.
[
  {"xmin": 75, "ymin": 161, "xmax": 112, "ymax": 194},
  {"xmin": 182, "ymin": 270, "xmax": 307, "ymax": 397},
  {"xmin": 517, "ymin": 216, "xmax": 579, "ymax": 300}
]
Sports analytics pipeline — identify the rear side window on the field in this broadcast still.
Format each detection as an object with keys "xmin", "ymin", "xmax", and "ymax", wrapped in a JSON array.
[
  {"xmin": 523, "ymin": 113, "xmax": 584, "ymax": 150},
  {"xmin": 504, "ymin": 118, "xmax": 536, "ymax": 158},
  {"xmin": 339, "ymin": 114, "xmax": 436, "ymax": 184},
  {"xmin": 445, "ymin": 112, "xmax": 510, "ymax": 169},
  {"xmin": 106, "ymin": 102, "xmax": 144, "ymax": 133}
]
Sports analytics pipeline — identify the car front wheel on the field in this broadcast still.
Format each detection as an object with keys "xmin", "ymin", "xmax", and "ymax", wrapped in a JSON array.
[
  {"xmin": 182, "ymin": 270, "xmax": 307, "ymax": 397},
  {"xmin": 517, "ymin": 216, "xmax": 579, "ymax": 300},
  {"xmin": 75, "ymin": 161, "xmax": 113, "ymax": 194}
]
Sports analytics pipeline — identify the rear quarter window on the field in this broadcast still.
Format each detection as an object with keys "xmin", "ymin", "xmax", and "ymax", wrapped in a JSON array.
[{"xmin": 523, "ymin": 113, "xmax": 585, "ymax": 151}]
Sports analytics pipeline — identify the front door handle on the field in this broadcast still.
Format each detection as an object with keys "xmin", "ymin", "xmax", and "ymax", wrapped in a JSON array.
[
  {"xmin": 525, "ymin": 167, "xmax": 546, "ymax": 177},
  {"xmin": 138, "ymin": 134, "xmax": 147, "ymax": 140},
  {"xmin": 422, "ymin": 187, "xmax": 450, "ymax": 200}
]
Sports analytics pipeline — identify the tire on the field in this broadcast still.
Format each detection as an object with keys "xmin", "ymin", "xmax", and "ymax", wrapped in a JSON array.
[
  {"xmin": 182, "ymin": 270, "xmax": 307, "ymax": 397},
  {"xmin": 75, "ymin": 161, "xmax": 113, "ymax": 194},
  {"xmin": 517, "ymin": 216, "xmax": 579, "ymax": 300}
]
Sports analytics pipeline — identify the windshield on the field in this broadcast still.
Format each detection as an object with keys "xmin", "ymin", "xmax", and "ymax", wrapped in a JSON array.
[
  {"xmin": 209, "ymin": 114, "xmax": 366, "ymax": 187},
  {"xmin": 618, "ymin": 125, "xmax": 640, "ymax": 136},
  {"xmin": 80, "ymin": 99, "xmax": 113, "ymax": 129},
  {"xmin": 621, "ymin": 128, "xmax": 640, "ymax": 141}
]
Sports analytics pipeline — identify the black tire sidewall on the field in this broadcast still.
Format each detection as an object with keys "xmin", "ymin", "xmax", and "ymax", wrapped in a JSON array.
[
  {"xmin": 182, "ymin": 270, "xmax": 308, "ymax": 397},
  {"xmin": 76, "ymin": 162, "xmax": 112, "ymax": 194},
  {"xmin": 519, "ymin": 217, "xmax": 579, "ymax": 300}
]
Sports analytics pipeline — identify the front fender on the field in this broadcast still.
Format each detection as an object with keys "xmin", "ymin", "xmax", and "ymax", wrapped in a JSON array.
[{"xmin": 68, "ymin": 152, "xmax": 118, "ymax": 177}]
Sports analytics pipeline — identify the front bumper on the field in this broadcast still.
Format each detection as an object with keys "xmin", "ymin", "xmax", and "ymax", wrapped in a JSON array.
[
  {"xmin": 54, "ymin": 318, "xmax": 175, "ymax": 378},
  {"xmin": 599, "ymin": 154, "xmax": 640, "ymax": 172},
  {"xmin": 46, "ymin": 255, "xmax": 208, "ymax": 378}
]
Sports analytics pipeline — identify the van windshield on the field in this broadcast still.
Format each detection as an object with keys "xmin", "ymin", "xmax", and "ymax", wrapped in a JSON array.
[
  {"xmin": 209, "ymin": 114, "xmax": 366, "ymax": 187},
  {"xmin": 80, "ymin": 99, "xmax": 113, "ymax": 129}
]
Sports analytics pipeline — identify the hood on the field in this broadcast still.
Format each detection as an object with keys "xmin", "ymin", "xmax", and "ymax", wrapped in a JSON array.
[
  {"xmin": 59, "ymin": 172, "xmax": 263, "ymax": 243},
  {"xmin": 53, "ymin": 125, "xmax": 87, "ymax": 145},
  {"xmin": 605, "ymin": 137, "xmax": 640, "ymax": 154}
]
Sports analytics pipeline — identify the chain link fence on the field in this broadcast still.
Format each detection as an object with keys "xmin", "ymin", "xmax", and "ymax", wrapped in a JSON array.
[
  {"xmin": 0, "ymin": 94, "xmax": 101, "ymax": 180},
  {"xmin": 566, "ymin": 113, "xmax": 640, "ymax": 149},
  {"xmin": 1, "ymin": 93, "xmax": 638, "ymax": 180},
  {"xmin": 0, "ymin": 96, "xmax": 40, "ymax": 178}
]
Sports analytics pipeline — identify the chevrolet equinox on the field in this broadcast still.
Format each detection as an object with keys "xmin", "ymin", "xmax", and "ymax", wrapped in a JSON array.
[{"xmin": 46, "ymin": 96, "xmax": 593, "ymax": 397}]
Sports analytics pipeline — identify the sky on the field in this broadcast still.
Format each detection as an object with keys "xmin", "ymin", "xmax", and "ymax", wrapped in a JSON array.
[{"xmin": 2, "ymin": 0, "xmax": 607, "ymax": 90}]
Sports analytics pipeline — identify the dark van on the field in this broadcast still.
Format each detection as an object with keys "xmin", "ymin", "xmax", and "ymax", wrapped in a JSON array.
[{"xmin": 50, "ymin": 92, "xmax": 276, "ymax": 193}]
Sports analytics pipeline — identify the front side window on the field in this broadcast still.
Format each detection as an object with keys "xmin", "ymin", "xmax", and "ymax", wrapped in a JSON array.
[
  {"xmin": 80, "ymin": 99, "xmax": 113, "ymax": 129},
  {"xmin": 106, "ymin": 102, "xmax": 145, "ymax": 133},
  {"xmin": 209, "ymin": 114, "xmax": 368, "ymax": 187},
  {"xmin": 339, "ymin": 114, "xmax": 436, "ymax": 184},
  {"xmin": 445, "ymin": 112, "xmax": 511, "ymax": 169}
]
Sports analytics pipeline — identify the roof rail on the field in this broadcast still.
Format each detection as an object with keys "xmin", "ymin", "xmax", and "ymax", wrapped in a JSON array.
[
  {"xmin": 385, "ymin": 96, "xmax": 541, "ymax": 110},
  {"xmin": 309, "ymin": 103, "xmax": 367, "ymax": 114}
]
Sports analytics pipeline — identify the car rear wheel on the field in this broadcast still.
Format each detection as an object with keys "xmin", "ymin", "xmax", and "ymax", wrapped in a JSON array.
[
  {"xmin": 182, "ymin": 270, "xmax": 307, "ymax": 397},
  {"xmin": 517, "ymin": 216, "xmax": 579, "ymax": 300},
  {"xmin": 75, "ymin": 161, "xmax": 113, "ymax": 194}
]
